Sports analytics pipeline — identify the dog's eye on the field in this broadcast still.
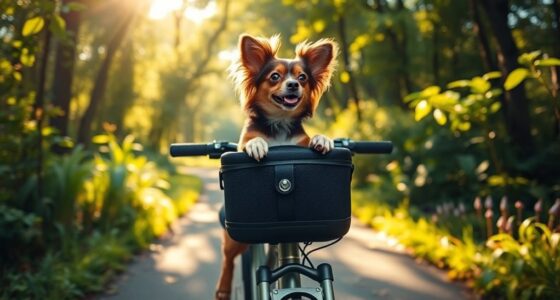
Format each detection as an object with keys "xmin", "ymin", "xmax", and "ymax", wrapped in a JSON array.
[
  {"xmin": 270, "ymin": 73, "xmax": 281, "ymax": 82},
  {"xmin": 297, "ymin": 74, "xmax": 307, "ymax": 82}
]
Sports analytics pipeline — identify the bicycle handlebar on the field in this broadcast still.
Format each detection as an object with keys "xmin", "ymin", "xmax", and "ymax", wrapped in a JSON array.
[
  {"xmin": 169, "ymin": 138, "xmax": 392, "ymax": 158},
  {"xmin": 169, "ymin": 141, "xmax": 238, "ymax": 158},
  {"xmin": 333, "ymin": 138, "xmax": 393, "ymax": 154}
]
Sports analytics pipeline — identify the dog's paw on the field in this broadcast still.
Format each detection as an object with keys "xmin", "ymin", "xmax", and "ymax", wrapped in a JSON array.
[
  {"xmin": 309, "ymin": 134, "xmax": 334, "ymax": 155},
  {"xmin": 244, "ymin": 137, "xmax": 268, "ymax": 161}
]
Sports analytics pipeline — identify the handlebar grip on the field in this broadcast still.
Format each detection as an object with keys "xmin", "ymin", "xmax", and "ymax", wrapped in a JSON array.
[
  {"xmin": 351, "ymin": 141, "xmax": 393, "ymax": 154},
  {"xmin": 169, "ymin": 143, "xmax": 211, "ymax": 157}
]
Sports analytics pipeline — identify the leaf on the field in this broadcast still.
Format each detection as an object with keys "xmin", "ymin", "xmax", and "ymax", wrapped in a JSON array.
[
  {"xmin": 488, "ymin": 175, "xmax": 507, "ymax": 186},
  {"xmin": 420, "ymin": 86, "xmax": 440, "ymax": 98},
  {"xmin": 20, "ymin": 48, "xmax": 35, "ymax": 67},
  {"xmin": 476, "ymin": 160, "xmax": 489, "ymax": 174},
  {"xmin": 535, "ymin": 58, "xmax": 560, "ymax": 67},
  {"xmin": 490, "ymin": 102, "xmax": 502, "ymax": 113},
  {"xmin": 12, "ymin": 40, "xmax": 22, "ymax": 48},
  {"xmin": 49, "ymin": 14, "xmax": 67, "ymax": 37},
  {"xmin": 470, "ymin": 77, "xmax": 491, "ymax": 94},
  {"xmin": 313, "ymin": 20, "xmax": 326, "ymax": 33},
  {"xmin": 482, "ymin": 71, "xmax": 502, "ymax": 81},
  {"xmin": 430, "ymin": 91, "xmax": 459, "ymax": 108},
  {"xmin": 415, "ymin": 100, "xmax": 432, "ymax": 121},
  {"xmin": 518, "ymin": 50, "xmax": 542, "ymax": 65},
  {"xmin": 339, "ymin": 71, "xmax": 350, "ymax": 83},
  {"xmin": 485, "ymin": 88, "xmax": 503, "ymax": 99},
  {"xmin": 447, "ymin": 80, "xmax": 470, "ymax": 89},
  {"xmin": 504, "ymin": 68, "xmax": 530, "ymax": 91},
  {"xmin": 457, "ymin": 122, "xmax": 471, "ymax": 131},
  {"xmin": 404, "ymin": 91, "xmax": 421, "ymax": 103},
  {"xmin": 22, "ymin": 16, "xmax": 45, "ymax": 36},
  {"xmin": 92, "ymin": 134, "xmax": 111, "ymax": 144},
  {"xmin": 13, "ymin": 72, "xmax": 22, "ymax": 81},
  {"xmin": 433, "ymin": 109, "xmax": 447, "ymax": 125}
]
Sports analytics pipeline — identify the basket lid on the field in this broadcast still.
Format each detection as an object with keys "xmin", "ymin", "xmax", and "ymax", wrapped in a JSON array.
[{"xmin": 220, "ymin": 145, "xmax": 352, "ymax": 167}]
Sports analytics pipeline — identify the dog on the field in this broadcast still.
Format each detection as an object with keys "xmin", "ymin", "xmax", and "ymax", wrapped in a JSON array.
[{"xmin": 215, "ymin": 34, "xmax": 338, "ymax": 299}]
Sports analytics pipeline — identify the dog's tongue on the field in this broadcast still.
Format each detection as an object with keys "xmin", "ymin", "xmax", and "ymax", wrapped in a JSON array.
[{"xmin": 284, "ymin": 96, "xmax": 299, "ymax": 104}]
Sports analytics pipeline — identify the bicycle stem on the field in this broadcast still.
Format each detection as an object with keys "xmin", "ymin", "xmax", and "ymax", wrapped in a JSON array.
[{"xmin": 278, "ymin": 243, "xmax": 302, "ymax": 289}]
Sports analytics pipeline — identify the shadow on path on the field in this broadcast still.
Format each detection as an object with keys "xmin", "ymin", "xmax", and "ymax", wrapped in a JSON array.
[{"xmin": 101, "ymin": 167, "xmax": 473, "ymax": 300}]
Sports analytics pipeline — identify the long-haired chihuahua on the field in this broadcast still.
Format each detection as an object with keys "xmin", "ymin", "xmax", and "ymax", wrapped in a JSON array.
[{"xmin": 215, "ymin": 34, "xmax": 338, "ymax": 299}]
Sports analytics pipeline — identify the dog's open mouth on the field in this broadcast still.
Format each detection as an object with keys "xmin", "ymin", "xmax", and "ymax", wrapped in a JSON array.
[{"xmin": 272, "ymin": 94, "xmax": 301, "ymax": 108}]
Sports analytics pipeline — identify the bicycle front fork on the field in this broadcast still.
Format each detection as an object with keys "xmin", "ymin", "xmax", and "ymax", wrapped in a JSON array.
[{"xmin": 256, "ymin": 262, "xmax": 336, "ymax": 300}]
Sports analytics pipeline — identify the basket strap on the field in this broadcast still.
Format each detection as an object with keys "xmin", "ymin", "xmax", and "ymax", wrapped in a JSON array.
[{"xmin": 275, "ymin": 164, "xmax": 295, "ymax": 221}]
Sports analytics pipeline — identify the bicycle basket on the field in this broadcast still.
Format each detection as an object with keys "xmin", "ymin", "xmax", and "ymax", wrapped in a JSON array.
[{"xmin": 220, "ymin": 146, "xmax": 353, "ymax": 244}]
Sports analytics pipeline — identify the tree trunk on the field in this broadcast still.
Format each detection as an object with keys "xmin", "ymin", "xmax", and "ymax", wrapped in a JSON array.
[
  {"xmin": 432, "ymin": 24, "xmax": 440, "ymax": 85},
  {"xmin": 50, "ymin": 0, "xmax": 81, "ymax": 139},
  {"xmin": 77, "ymin": 7, "xmax": 137, "ymax": 145},
  {"xmin": 101, "ymin": 40, "xmax": 135, "ymax": 135},
  {"xmin": 553, "ymin": 0, "xmax": 560, "ymax": 56},
  {"xmin": 480, "ymin": 0, "xmax": 534, "ymax": 156},
  {"xmin": 370, "ymin": 0, "xmax": 411, "ymax": 108},
  {"xmin": 337, "ymin": 14, "xmax": 362, "ymax": 121},
  {"xmin": 33, "ymin": 19, "xmax": 52, "ymax": 201},
  {"xmin": 469, "ymin": 0, "xmax": 496, "ymax": 72}
]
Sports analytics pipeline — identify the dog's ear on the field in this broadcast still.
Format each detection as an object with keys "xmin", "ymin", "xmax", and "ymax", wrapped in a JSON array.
[
  {"xmin": 239, "ymin": 34, "xmax": 280, "ymax": 76},
  {"xmin": 296, "ymin": 39, "xmax": 338, "ymax": 92}
]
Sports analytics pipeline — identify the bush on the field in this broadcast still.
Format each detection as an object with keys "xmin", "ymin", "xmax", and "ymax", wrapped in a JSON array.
[
  {"xmin": 475, "ymin": 219, "xmax": 560, "ymax": 299},
  {"xmin": 0, "ymin": 134, "xmax": 202, "ymax": 299},
  {"xmin": 354, "ymin": 185, "xmax": 560, "ymax": 298},
  {"xmin": 0, "ymin": 206, "xmax": 42, "ymax": 269}
]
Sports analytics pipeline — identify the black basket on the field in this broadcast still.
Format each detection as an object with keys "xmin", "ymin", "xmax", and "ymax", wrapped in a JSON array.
[{"xmin": 220, "ymin": 146, "xmax": 353, "ymax": 244}]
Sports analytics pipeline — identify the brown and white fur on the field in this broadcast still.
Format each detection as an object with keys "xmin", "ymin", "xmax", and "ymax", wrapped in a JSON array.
[{"xmin": 215, "ymin": 34, "xmax": 338, "ymax": 299}]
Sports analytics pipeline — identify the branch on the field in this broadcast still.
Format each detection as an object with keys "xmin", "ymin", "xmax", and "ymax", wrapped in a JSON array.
[
  {"xmin": 183, "ymin": 0, "xmax": 230, "ymax": 109},
  {"xmin": 188, "ymin": 0, "xmax": 230, "ymax": 80}
]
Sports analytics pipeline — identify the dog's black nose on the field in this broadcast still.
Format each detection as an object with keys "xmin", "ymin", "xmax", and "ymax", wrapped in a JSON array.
[{"xmin": 287, "ymin": 80, "xmax": 299, "ymax": 91}]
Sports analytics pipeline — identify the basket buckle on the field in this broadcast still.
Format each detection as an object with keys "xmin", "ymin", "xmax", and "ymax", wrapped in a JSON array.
[{"xmin": 278, "ymin": 179, "xmax": 292, "ymax": 193}]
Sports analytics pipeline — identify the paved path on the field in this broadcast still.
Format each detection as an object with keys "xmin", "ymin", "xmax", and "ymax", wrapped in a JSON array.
[{"xmin": 101, "ymin": 167, "xmax": 472, "ymax": 300}]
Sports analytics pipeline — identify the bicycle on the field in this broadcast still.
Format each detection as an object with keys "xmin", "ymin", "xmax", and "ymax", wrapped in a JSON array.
[{"xmin": 170, "ymin": 138, "xmax": 393, "ymax": 300}]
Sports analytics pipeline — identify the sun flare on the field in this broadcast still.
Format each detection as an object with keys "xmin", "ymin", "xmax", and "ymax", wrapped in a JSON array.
[{"xmin": 148, "ymin": 0, "xmax": 217, "ymax": 23}]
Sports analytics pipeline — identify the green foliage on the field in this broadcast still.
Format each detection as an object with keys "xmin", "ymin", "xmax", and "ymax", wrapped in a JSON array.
[
  {"xmin": 1, "ymin": 231, "xmax": 132, "ymax": 300},
  {"xmin": 475, "ymin": 219, "xmax": 560, "ymax": 299},
  {"xmin": 1, "ymin": 134, "xmax": 202, "ymax": 298},
  {"xmin": 504, "ymin": 68, "xmax": 530, "ymax": 91},
  {"xmin": 353, "ymin": 189, "xmax": 481, "ymax": 281},
  {"xmin": 46, "ymin": 146, "xmax": 91, "ymax": 225},
  {"xmin": 0, "ymin": 206, "xmax": 42, "ymax": 269},
  {"xmin": 22, "ymin": 16, "xmax": 46, "ymax": 36},
  {"xmin": 406, "ymin": 71, "xmax": 503, "ymax": 133},
  {"xmin": 0, "ymin": 0, "xmax": 73, "ymax": 207},
  {"xmin": 355, "ymin": 186, "xmax": 560, "ymax": 297},
  {"xmin": 89, "ymin": 133, "xmax": 186, "ymax": 241}
]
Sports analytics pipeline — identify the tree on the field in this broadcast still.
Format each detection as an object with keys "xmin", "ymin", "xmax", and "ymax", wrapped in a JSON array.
[
  {"xmin": 98, "ymin": 39, "xmax": 135, "ymax": 135},
  {"xmin": 77, "ymin": 0, "xmax": 144, "ymax": 145},
  {"xmin": 50, "ymin": 0, "xmax": 83, "ymax": 139},
  {"xmin": 469, "ymin": 0, "xmax": 497, "ymax": 72},
  {"xmin": 148, "ymin": 0, "xmax": 231, "ymax": 147},
  {"xmin": 480, "ymin": 0, "xmax": 534, "ymax": 155}
]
